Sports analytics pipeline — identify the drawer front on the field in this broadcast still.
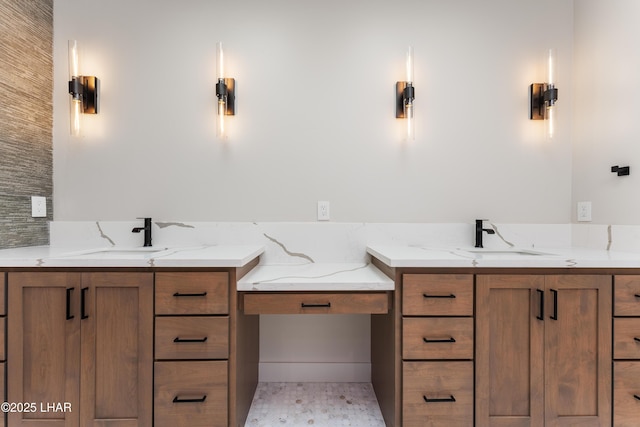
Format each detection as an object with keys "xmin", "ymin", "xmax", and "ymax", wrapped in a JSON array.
[
  {"xmin": 403, "ymin": 317, "xmax": 473, "ymax": 360},
  {"xmin": 614, "ymin": 362, "xmax": 640, "ymax": 427},
  {"xmin": 614, "ymin": 318, "xmax": 640, "ymax": 360},
  {"xmin": 403, "ymin": 361, "xmax": 473, "ymax": 427},
  {"xmin": 156, "ymin": 272, "xmax": 229, "ymax": 315},
  {"xmin": 615, "ymin": 276, "xmax": 640, "ymax": 316},
  {"xmin": 155, "ymin": 317, "xmax": 229, "ymax": 360},
  {"xmin": 0, "ymin": 317, "xmax": 4, "ymax": 361},
  {"xmin": 403, "ymin": 274, "xmax": 473, "ymax": 316},
  {"xmin": 242, "ymin": 292, "xmax": 389, "ymax": 315},
  {"xmin": 155, "ymin": 361, "xmax": 227, "ymax": 427},
  {"xmin": 0, "ymin": 272, "xmax": 5, "ymax": 315}
]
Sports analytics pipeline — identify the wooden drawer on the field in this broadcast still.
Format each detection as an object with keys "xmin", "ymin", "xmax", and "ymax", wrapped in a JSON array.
[
  {"xmin": 0, "ymin": 272, "xmax": 5, "ymax": 315},
  {"xmin": 155, "ymin": 361, "xmax": 227, "ymax": 427},
  {"xmin": 615, "ymin": 276, "xmax": 640, "ymax": 316},
  {"xmin": 403, "ymin": 361, "xmax": 473, "ymax": 427},
  {"xmin": 156, "ymin": 272, "xmax": 229, "ymax": 315},
  {"xmin": 614, "ymin": 362, "xmax": 640, "ymax": 427},
  {"xmin": 155, "ymin": 317, "xmax": 229, "ymax": 360},
  {"xmin": 403, "ymin": 317, "xmax": 473, "ymax": 360},
  {"xmin": 403, "ymin": 274, "xmax": 473, "ymax": 316},
  {"xmin": 0, "ymin": 317, "xmax": 4, "ymax": 361},
  {"xmin": 242, "ymin": 292, "xmax": 389, "ymax": 315},
  {"xmin": 614, "ymin": 318, "xmax": 640, "ymax": 360}
]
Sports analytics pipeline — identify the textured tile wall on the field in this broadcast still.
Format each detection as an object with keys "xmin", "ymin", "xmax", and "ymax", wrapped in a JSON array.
[{"xmin": 0, "ymin": 0, "xmax": 53, "ymax": 248}]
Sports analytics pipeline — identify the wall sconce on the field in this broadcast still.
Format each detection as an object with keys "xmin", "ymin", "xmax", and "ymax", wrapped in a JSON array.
[
  {"xmin": 396, "ymin": 46, "xmax": 415, "ymax": 141},
  {"xmin": 529, "ymin": 48, "xmax": 558, "ymax": 139},
  {"xmin": 216, "ymin": 42, "xmax": 235, "ymax": 139},
  {"xmin": 68, "ymin": 40, "xmax": 99, "ymax": 136}
]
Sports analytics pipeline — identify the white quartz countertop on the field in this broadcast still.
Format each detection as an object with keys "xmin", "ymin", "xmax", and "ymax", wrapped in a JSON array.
[
  {"xmin": 367, "ymin": 244, "xmax": 640, "ymax": 268},
  {"xmin": 237, "ymin": 263, "xmax": 395, "ymax": 291},
  {"xmin": 0, "ymin": 245, "xmax": 265, "ymax": 268}
]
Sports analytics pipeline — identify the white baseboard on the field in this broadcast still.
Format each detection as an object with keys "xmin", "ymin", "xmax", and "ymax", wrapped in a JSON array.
[{"xmin": 259, "ymin": 363, "xmax": 371, "ymax": 382}]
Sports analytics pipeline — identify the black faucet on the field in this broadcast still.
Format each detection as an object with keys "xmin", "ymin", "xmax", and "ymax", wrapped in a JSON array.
[
  {"xmin": 132, "ymin": 217, "xmax": 152, "ymax": 247},
  {"xmin": 475, "ymin": 219, "xmax": 495, "ymax": 248}
]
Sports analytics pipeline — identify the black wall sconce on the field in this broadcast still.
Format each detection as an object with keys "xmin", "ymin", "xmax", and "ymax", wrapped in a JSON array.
[
  {"xmin": 396, "ymin": 46, "xmax": 415, "ymax": 141},
  {"xmin": 216, "ymin": 42, "xmax": 235, "ymax": 139},
  {"xmin": 68, "ymin": 40, "xmax": 99, "ymax": 136},
  {"xmin": 529, "ymin": 48, "xmax": 558, "ymax": 139},
  {"xmin": 611, "ymin": 165, "xmax": 630, "ymax": 176}
]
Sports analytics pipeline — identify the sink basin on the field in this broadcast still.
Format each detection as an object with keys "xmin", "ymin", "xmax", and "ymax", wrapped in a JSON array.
[
  {"xmin": 60, "ymin": 247, "xmax": 169, "ymax": 259},
  {"xmin": 461, "ymin": 248, "xmax": 555, "ymax": 257}
]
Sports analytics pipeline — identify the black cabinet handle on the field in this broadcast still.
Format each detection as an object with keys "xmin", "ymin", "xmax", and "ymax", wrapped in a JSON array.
[
  {"xmin": 174, "ymin": 337, "xmax": 208, "ymax": 343},
  {"xmin": 635, "ymin": 294, "xmax": 640, "ymax": 299},
  {"xmin": 66, "ymin": 288, "xmax": 75, "ymax": 320},
  {"xmin": 550, "ymin": 289, "xmax": 558, "ymax": 320},
  {"xmin": 634, "ymin": 337, "xmax": 640, "ymax": 343},
  {"xmin": 301, "ymin": 303, "xmax": 331, "ymax": 308},
  {"xmin": 173, "ymin": 292, "xmax": 207, "ymax": 297},
  {"xmin": 423, "ymin": 293, "xmax": 456, "ymax": 299},
  {"xmin": 634, "ymin": 394, "xmax": 640, "ymax": 401},
  {"xmin": 536, "ymin": 289, "xmax": 544, "ymax": 321},
  {"xmin": 423, "ymin": 337, "xmax": 456, "ymax": 343},
  {"xmin": 81, "ymin": 287, "xmax": 89, "ymax": 319},
  {"xmin": 423, "ymin": 395, "xmax": 456, "ymax": 403},
  {"xmin": 173, "ymin": 395, "xmax": 207, "ymax": 403}
]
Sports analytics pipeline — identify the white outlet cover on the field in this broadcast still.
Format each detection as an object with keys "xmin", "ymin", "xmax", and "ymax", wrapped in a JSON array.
[
  {"xmin": 317, "ymin": 201, "xmax": 330, "ymax": 221},
  {"xmin": 577, "ymin": 201, "xmax": 592, "ymax": 222},
  {"xmin": 31, "ymin": 196, "xmax": 47, "ymax": 218}
]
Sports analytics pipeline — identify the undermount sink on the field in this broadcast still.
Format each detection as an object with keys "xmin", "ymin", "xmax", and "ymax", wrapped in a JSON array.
[
  {"xmin": 461, "ymin": 248, "xmax": 554, "ymax": 257},
  {"xmin": 60, "ymin": 247, "xmax": 169, "ymax": 259}
]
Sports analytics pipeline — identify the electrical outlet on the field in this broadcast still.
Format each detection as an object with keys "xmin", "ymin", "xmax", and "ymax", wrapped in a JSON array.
[
  {"xmin": 577, "ymin": 201, "xmax": 592, "ymax": 222},
  {"xmin": 31, "ymin": 196, "xmax": 47, "ymax": 218},
  {"xmin": 317, "ymin": 201, "xmax": 330, "ymax": 221}
]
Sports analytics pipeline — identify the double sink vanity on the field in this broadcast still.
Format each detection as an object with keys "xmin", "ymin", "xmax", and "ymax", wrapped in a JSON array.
[{"xmin": 1, "ymin": 227, "xmax": 640, "ymax": 426}]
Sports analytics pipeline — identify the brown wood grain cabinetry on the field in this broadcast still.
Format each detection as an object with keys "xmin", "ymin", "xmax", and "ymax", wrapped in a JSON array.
[
  {"xmin": 154, "ymin": 272, "xmax": 230, "ymax": 427},
  {"xmin": 242, "ymin": 292, "xmax": 389, "ymax": 315},
  {"xmin": 401, "ymin": 274, "xmax": 474, "ymax": 427},
  {"xmin": 613, "ymin": 275, "xmax": 640, "ymax": 426},
  {"xmin": 476, "ymin": 274, "xmax": 611, "ymax": 427},
  {"xmin": 1, "ymin": 273, "xmax": 5, "ymax": 427},
  {"xmin": 7, "ymin": 272, "xmax": 153, "ymax": 427}
]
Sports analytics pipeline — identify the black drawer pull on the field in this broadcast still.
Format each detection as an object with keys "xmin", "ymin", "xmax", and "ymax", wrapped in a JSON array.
[
  {"xmin": 634, "ymin": 394, "xmax": 640, "ymax": 401},
  {"xmin": 550, "ymin": 289, "xmax": 558, "ymax": 320},
  {"xmin": 81, "ymin": 287, "xmax": 89, "ymax": 319},
  {"xmin": 423, "ymin": 293, "xmax": 456, "ymax": 299},
  {"xmin": 634, "ymin": 337, "xmax": 640, "ymax": 343},
  {"xmin": 635, "ymin": 294, "xmax": 640, "ymax": 299},
  {"xmin": 423, "ymin": 337, "xmax": 456, "ymax": 343},
  {"xmin": 173, "ymin": 292, "xmax": 207, "ymax": 297},
  {"xmin": 301, "ymin": 303, "xmax": 331, "ymax": 308},
  {"xmin": 173, "ymin": 395, "xmax": 207, "ymax": 403},
  {"xmin": 173, "ymin": 337, "xmax": 208, "ymax": 343},
  {"xmin": 536, "ymin": 289, "xmax": 544, "ymax": 320},
  {"xmin": 66, "ymin": 288, "xmax": 75, "ymax": 320},
  {"xmin": 423, "ymin": 395, "xmax": 456, "ymax": 403}
]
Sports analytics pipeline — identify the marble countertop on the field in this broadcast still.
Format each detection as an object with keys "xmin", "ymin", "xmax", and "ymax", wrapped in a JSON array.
[
  {"xmin": 367, "ymin": 244, "xmax": 640, "ymax": 268},
  {"xmin": 0, "ymin": 245, "xmax": 265, "ymax": 268},
  {"xmin": 237, "ymin": 263, "xmax": 395, "ymax": 291}
]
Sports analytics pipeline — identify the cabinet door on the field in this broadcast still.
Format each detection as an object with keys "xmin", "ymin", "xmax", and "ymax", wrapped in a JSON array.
[
  {"xmin": 79, "ymin": 273, "xmax": 153, "ymax": 427},
  {"xmin": 544, "ymin": 275, "xmax": 611, "ymax": 427},
  {"xmin": 7, "ymin": 272, "xmax": 81, "ymax": 427},
  {"xmin": 476, "ymin": 275, "xmax": 545, "ymax": 427}
]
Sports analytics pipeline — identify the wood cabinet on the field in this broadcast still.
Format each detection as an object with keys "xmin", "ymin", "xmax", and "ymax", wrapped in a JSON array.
[
  {"xmin": 476, "ymin": 274, "xmax": 611, "ymax": 427},
  {"xmin": 7, "ymin": 272, "xmax": 153, "ymax": 427},
  {"xmin": 613, "ymin": 275, "xmax": 640, "ymax": 427},
  {"xmin": 154, "ymin": 272, "xmax": 230, "ymax": 427},
  {"xmin": 401, "ymin": 274, "xmax": 474, "ymax": 427},
  {"xmin": 1, "ymin": 273, "xmax": 5, "ymax": 427}
]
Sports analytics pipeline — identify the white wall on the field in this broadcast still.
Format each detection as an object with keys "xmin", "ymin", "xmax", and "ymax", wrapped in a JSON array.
[
  {"xmin": 53, "ymin": 0, "xmax": 574, "ymax": 223},
  {"xmin": 572, "ymin": 0, "xmax": 640, "ymax": 224}
]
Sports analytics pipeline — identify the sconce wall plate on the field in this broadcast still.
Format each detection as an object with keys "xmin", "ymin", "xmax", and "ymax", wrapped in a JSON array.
[
  {"xmin": 216, "ymin": 77, "xmax": 235, "ymax": 115},
  {"xmin": 529, "ymin": 83, "xmax": 558, "ymax": 120},
  {"xmin": 396, "ymin": 81, "xmax": 415, "ymax": 119}
]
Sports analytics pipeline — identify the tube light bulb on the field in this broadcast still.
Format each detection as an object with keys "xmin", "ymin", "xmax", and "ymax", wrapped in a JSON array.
[{"xmin": 406, "ymin": 46, "xmax": 414, "ymax": 83}]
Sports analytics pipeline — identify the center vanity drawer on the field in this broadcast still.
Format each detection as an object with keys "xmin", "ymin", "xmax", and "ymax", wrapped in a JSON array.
[
  {"xmin": 156, "ymin": 272, "xmax": 229, "ymax": 315},
  {"xmin": 614, "ymin": 318, "xmax": 640, "ymax": 360},
  {"xmin": 403, "ymin": 274, "xmax": 473, "ymax": 316},
  {"xmin": 403, "ymin": 317, "xmax": 474, "ymax": 360},
  {"xmin": 155, "ymin": 317, "xmax": 229, "ymax": 360},
  {"xmin": 242, "ymin": 292, "xmax": 389, "ymax": 315},
  {"xmin": 155, "ymin": 361, "xmax": 228, "ymax": 427},
  {"xmin": 615, "ymin": 276, "xmax": 640, "ymax": 316},
  {"xmin": 402, "ymin": 361, "xmax": 473, "ymax": 427}
]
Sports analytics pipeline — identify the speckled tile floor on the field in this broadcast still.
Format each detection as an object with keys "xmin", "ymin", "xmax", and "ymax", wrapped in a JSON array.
[{"xmin": 244, "ymin": 382, "xmax": 386, "ymax": 427}]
